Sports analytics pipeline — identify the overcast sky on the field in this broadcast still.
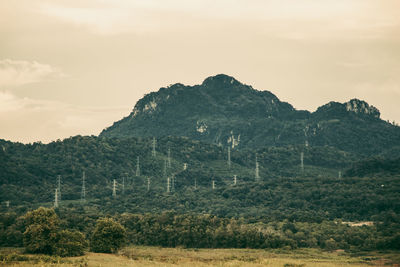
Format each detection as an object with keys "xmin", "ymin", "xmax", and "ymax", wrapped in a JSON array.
[{"xmin": 1, "ymin": 0, "xmax": 399, "ymax": 143}]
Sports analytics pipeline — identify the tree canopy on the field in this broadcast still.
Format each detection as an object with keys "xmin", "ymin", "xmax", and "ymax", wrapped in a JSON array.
[{"xmin": 90, "ymin": 218, "xmax": 126, "ymax": 253}]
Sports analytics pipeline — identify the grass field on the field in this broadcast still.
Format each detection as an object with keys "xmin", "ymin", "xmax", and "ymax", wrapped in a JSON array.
[{"xmin": 1, "ymin": 247, "xmax": 399, "ymax": 266}]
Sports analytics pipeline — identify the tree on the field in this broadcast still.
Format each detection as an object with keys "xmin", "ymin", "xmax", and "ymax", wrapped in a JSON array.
[
  {"xmin": 54, "ymin": 230, "xmax": 87, "ymax": 257},
  {"xmin": 23, "ymin": 207, "xmax": 87, "ymax": 256},
  {"xmin": 325, "ymin": 238, "xmax": 338, "ymax": 251},
  {"xmin": 23, "ymin": 207, "xmax": 59, "ymax": 254},
  {"xmin": 90, "ymin": 218, "xmax": 126, "ymax": 253}
]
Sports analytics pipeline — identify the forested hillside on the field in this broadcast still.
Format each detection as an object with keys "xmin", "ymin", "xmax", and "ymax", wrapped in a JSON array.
[{"xmin": 1, "ymin": 136, "xmax": 399, "ymax": 223}]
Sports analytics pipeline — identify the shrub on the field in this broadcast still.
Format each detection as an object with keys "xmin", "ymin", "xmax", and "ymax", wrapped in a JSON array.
[
  {"xmin": 90, "ymin": 218, "xmax": 126, "ymax": 253},
  {"xmin": 23, "ymin": 207, "xmax": 87, "ymax": 257},
  {"xmin": 23, "ymin": 207, "xmax": 59, "ymax": 254},
  {"xmin": 54, "ymin": 230, "xmax": 87, "ymax": 257}
]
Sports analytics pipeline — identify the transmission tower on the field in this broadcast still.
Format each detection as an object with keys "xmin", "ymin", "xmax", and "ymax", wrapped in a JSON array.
[
  {"xmin": 338, "ymin": 171, "xmax": 342, "ymax": 179},
  {"xmin": 183, "ymin": 163, "xmax": 188, "ymax": 170},
  {"xmin": 122, "ymin": 176, "xmax": 125, "ymax": 194},
  {"xmin": 152, "ymin": 137, "xmax": 156, "ymax": 157},
  {"xmin": 167, "ymin": 177, "xmax": 171, "ymax": 193},
  {"xmin": 54, "ymin": 188, "xmax": 59, "ymax": 208},
  {"xmin": 255, "ymin": 154, "xmax": 260, "ymax": 181},
  {"xmin": 212, "ymin": 180, "xmax": 216, "ymax": 190},
  {"xmin": 136, "ymin": 156, "xmax": 140, "ymax": 176},
  {"xmin": 57, "ymin": 175, "xmax": 61, "ymax": 201},
  {"xmin": 171, "ymin": 175, "xmax": 175, "ymax": 192},
  {"xmin": 112, "ymin": 179, "xmax": 117, "ymax": 198},
  {"xmin": 80, "ymin": 171, "xmax": 86, "ymax": 203},
  {"xmin": 194, "ymin": 178, "xmax": 197, "ymax": 190},
  {"xmin": 163, "ymin": 159, "xmax": 167, "ymax": 177},
  {"xmin": 300, "ymin": 152, "xmax": 304, "ymax": 173},
  {"xmin": 126, "ymin": 172, "xmax": 131, "ymax": 187},
  {"xmin": 147, "ymin": 177, "xmax": 150, "ymax": 191},
  {"xmin": 233, "ymin": 175, "xmax": 237, "ymax": 186},
  {"xmin": 5, "ymin": 201, "xmax": 10, "ymax": 208},
  {"xmin": 228, "ymin": 147, "xmax": 231, "ymax": 168},
  {"xmin": 167, "ymin": 148, "xmax": 171, "ymax": 169}
]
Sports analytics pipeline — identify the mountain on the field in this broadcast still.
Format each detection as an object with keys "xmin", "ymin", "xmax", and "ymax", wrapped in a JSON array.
[
  {"xmin": 1, "ymin": 74, "xmax": 400, "ymax": 234},
  {"xmin": 100, "ymin": 74, "xmax": 400, "ymax": 155}
]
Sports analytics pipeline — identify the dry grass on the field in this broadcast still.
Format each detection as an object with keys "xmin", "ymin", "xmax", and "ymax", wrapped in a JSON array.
[
  {"xmin": 117, "ymin": 247, "xmax": 372, "ymax": 267},
  {"xmin": 1, "ymin": 247, "xmax": 397, "ymax": 267}
]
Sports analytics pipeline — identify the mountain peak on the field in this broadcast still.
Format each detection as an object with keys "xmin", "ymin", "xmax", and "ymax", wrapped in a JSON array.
[
  {"xmin": 314, "ymin": 98, "xmax": 380, "ymax": 119},
  {"xmin": 201, "ymin": 74, "xmax": 242, "ymax": 87},
  {"xmin": 345, "ymin": 99, "xmax": 380, "ymax": 118},
  {"xmin": 100, "ymin": 75, "xmax": 399, "ymax": 154}
]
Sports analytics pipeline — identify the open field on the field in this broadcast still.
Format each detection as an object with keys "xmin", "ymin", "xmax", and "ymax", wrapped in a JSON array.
[{"xmin": 1, "ymin": 247, "xmax": 399, "ymax": 267}]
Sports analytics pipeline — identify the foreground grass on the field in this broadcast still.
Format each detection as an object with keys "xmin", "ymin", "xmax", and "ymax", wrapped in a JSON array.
[{"xmin": 1, "ymin": 247, "xmax": 398, "ymax": 266}]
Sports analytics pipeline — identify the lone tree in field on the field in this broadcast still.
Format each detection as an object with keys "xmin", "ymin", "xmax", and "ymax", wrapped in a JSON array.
[
  {"xmin": 54, "ymin": 230, "xmax": 87, "ymax": 257},
  {"xmin": 90, "ymin": 218, "xmax": 126, "ymax": 253},
  {"xmin": 23, "ymin": 207, "xmax": 59, "ymax": 254},
  {"xmin": 23, "ymin": 207, "xmax": 87, "ymax": 256}
]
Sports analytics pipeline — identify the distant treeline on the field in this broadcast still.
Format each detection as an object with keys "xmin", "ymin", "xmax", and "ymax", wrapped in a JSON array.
[
  {"xmin": 345, "ymin": 157, "xmax": 400, "ymax": 177},
  {"xmin": 1, "ymin": 209, "xmax": 399, "ymax": 251},
  {"xmin": 119, "ymin": 213, "xmax": 400, "ymax": 250}
]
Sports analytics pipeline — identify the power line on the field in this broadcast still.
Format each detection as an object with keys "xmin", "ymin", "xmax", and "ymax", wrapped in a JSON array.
[
  {"xmin": 80, "ymin": 171, "xmax": 86, "ymax": 203},
  {"xmin": 255, "ymin": 154, "xmax": 260, "ymax": 181},
  {"xmin": 227, "ymin": 147, "xmax": 231, "ymax": 168},
  {"xmin": 54, "ymin": 188, "xmax": 59, "ymax": 208},
  {"xmin": 167, "ymin": 148, "xmax": 171, "ymax": 169},
  {"xmin": 136, "ymin": 156, "xmax": 140, "ymax": 176},
  {"xmin": 57, "ymin": 175, "xmax": 61, "ymax": 201},
  {"xmin": 300, "ymin": 152, "xmax": 304, "ymax": 173},
  {"xmin": 122, "ymin": 176, "xmax": 125, "ymax": 194},
  {"xmin": 112, "ymin": 179, "xmax": 117, "ymax": 198},
  {"xmin": 152, "ymin": 137, "xmax": 156, "ymax": 157}
]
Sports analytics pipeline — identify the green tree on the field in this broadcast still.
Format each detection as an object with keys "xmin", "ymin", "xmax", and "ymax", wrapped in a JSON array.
[
  {"xmin": 54, "ymin": 230, "xmax": 87, "ymax": 257},
  {"xmin": 90, "ymin": 218, "xmax": 126, "ymax": 253},
  {"xmin": 23, "ymin": 207, "xmax": 87, "ymax": 257},
  {"xmin": 325, "ymin": 238, "xmax": 338, "ymax": 251},
  {"xmin": 23, "ymin": 207, "xmax": 59, "ymax": 254}
]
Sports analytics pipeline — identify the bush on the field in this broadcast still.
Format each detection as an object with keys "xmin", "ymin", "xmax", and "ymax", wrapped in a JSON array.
[
  {"xmin": 23, "ymin": 207, "xmax": 59, "ymax": 254},
  {"xmin": 90, "ymin": 218, "xmax": 126, "ymax": 253},
  {"xmin": 54, "ymin": 230, "xmax": 87, "ymax": 257},
  {"xmin": 325, "ymin": 238, "xmax": 338, "ymax": 251},
  {"xmin": 23, "ymin": 207, "xmax": 87, "ymax": 257},
  {"xmin": 0, "ymin": 252, "xmax": 29, "ymax": 262}
]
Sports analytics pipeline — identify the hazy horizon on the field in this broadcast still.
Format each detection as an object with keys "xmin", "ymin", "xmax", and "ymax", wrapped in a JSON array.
[{"xmin": 1, "ymin": 0, "xmax": 399, "ymax": 143}]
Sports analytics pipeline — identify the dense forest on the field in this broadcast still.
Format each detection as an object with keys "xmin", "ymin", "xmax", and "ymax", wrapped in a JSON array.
[
  {"xmin": 0, "ymin": 134, "xmax": 399, "ymax": 252},
  {"xmin": 1, "ymin": 208, "xmax": 400, "ymax": 252},
  {"xmin": 1, "ymin": 135, "xmax": 399, "ymax": 221}
]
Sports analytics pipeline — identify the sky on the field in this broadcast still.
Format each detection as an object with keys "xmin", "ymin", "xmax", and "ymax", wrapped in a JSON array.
[{"xmin": 1, "ymin": 0, "xmax": 399, "ymax": 143}]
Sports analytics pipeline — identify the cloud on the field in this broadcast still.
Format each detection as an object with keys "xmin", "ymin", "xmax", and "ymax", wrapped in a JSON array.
[
  {"xmin": 0, "ymin": 91, "xmax": 60, "ymax": 113},
  {"xmin": 37, "ymin": 0, "xmax": 400, "ymax": 39},
  {"xmin": 0, "ymin": 91, "xmax": 25, "ymax": 112},
  {"xmin": 0, "ymin": 91, "xmax": 130, "ymax": 143},
  {"xmin": 0, "ymin": 59, "xmax": 63, "ymax": 88},
  {"xmin": 39, "ymin": 2, "xmax": 159, "ymax": 34}
]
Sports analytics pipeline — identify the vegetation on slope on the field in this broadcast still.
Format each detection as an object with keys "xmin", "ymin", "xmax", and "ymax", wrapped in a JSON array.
[
  {"xmin": 1, "ymin": 136, "xmax": 399, "ymax": 222},
  {"xmin": 100, "ymin": 74, "xmax": 400, "ymax": 155}
]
